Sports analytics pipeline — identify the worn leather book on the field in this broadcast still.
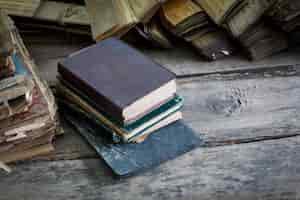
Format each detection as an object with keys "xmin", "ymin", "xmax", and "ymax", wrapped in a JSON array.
[
  {"xmin": 58, "ymin": 38, "xmax": 176, "ymax": 125},
  {"xmin": 189, "ymin": 30, "xmax": 236, "ymax": 61},
  {"xmin": 194, "ymin": 0, "xmax": 246, "ymax": 25},
  {"xmin": 160, "ymin": 0, "xmax": 209, "ymax": 36},
  {"xmin": 224, "ymin": 0, "xmax": 272, "ymax": 37},
  {"xmin": 84, "ymin": 0, "xmax": 163, "ymax": 41},
  {"xmin": 239, "ymin": 23, "xmax": 288, "ymax": 60}
]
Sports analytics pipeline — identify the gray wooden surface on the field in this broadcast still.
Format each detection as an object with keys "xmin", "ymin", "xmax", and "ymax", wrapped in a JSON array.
[{"xmin": 1, "ymin": 33, "xmax": 300, "ymax": 200}]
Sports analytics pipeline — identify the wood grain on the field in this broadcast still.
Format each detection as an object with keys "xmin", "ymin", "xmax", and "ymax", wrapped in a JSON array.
[
  {"xmin": 1, "ymin": 136, "xmax": 300, "ymax": 200},
  {"xmin": 22, "ymin": 34, "xmax": 300, "ymax": 80},
  {"xmin": 26, "ymin": 38, "xmax": 300, "ymax": 77},
  {"xmin": 28, "ymin": 64, "xmax": 300, "ymax": 161},
  {"xmin": 1, "ymin": 27, "xmax": 300, "ymax": 200}
]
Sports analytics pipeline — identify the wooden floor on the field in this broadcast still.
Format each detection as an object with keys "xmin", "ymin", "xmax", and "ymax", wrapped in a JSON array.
[{"xmin": 1, "ymin": 33, "xmax": 300, "ymax": 200}]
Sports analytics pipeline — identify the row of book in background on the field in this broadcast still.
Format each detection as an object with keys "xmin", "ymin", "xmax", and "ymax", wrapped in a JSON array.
[
  {"xmin": 85, "ymin": 0, "xmax": 299, "ymax": 61},
  {"xmin": 0, "ymin": 0, "xmax": 299, "ymax": 61},
  {"xmin": 2, "ymin": 0, "xmax": 299, "ymax": 61},
  {"xmin": 0, "ymin": 12, "xmax": 58, "ymax": 172}
]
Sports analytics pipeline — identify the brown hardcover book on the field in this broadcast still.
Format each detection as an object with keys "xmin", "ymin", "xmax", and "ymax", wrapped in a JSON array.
[{"xmin": 58, "ymin": 38, "xmax": 176, "ymax": 125}]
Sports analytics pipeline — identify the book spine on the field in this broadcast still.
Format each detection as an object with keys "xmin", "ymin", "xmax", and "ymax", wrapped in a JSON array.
[{"xmin": 57, "ymin": 63, "xmax": 124, "ymax": 123}]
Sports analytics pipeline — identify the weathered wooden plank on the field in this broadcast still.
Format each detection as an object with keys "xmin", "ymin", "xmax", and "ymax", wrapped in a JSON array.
[
  {"xmin": 179, "ymin": 67, "xmax": 300, "ymax": 145},
  {"xmin": 23, "ymin": 34, "xmax": 300, "ymax": 160},
  {"xmin": 1, "ymin": 136, "xmax": 300, "ymax": 200},
  {"xmin": 26, "ymin": 36, "xmax": 300, "ymax": 77},
  {"xmin": 147, "ymin": 46, "xmax": 300, "ymax": 76},
  {"xmin": 31, "ymin": 65, "xmax": 300, "ymax": 161},
  {"xmin": 22, "ymin": 31, "xmax": 300, "ymax": 77}
]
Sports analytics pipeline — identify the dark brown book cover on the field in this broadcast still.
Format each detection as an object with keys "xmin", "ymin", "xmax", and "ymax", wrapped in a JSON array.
[{"xmin": 58, "ymin": 38, "xmax": 176, "ymax": 123}]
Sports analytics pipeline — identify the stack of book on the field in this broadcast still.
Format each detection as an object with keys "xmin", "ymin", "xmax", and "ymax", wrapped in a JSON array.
[
  {"xmin": 267, "ymin": 0, "xmax": 300, "ymax": 32},
  {"xmin": 57, "ymin": 37, "xmax": 182, "ymax": 143},
  {"xmin": 0, "ymin": 12, "xmax": 58, "ymax": 170},
  {"xmin": 160, "ymin": 0, "xmax": 236, "ymax": 60}
]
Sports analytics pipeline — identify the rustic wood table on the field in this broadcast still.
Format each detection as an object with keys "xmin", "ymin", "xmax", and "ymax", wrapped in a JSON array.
[{"xmin": 1, "ymin": 32, "xmax": 300, "ymax": 200}]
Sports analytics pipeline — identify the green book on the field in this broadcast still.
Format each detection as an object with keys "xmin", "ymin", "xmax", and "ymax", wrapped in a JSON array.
[{"xmin": 57, "ymin": 82, "xmax": 183, "ymax": 143}]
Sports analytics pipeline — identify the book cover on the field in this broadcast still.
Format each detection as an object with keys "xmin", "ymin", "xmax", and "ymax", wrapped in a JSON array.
[{"xmin": 58, "ymin": 38, "xmax": 176, "ymax": 124}]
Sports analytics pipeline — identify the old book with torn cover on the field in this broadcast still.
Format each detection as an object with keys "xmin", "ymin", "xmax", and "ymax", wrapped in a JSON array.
[
  {"xmin": 194, "ymin": 0, "xmax": 246, "ymax": 25},
  {"xmin": 84, "ymin": 0, "xmax": 164, "ymax": 41},
  {"xmin": 0, "ymin": 12, "xmax": 58, "ymax": 164}
]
